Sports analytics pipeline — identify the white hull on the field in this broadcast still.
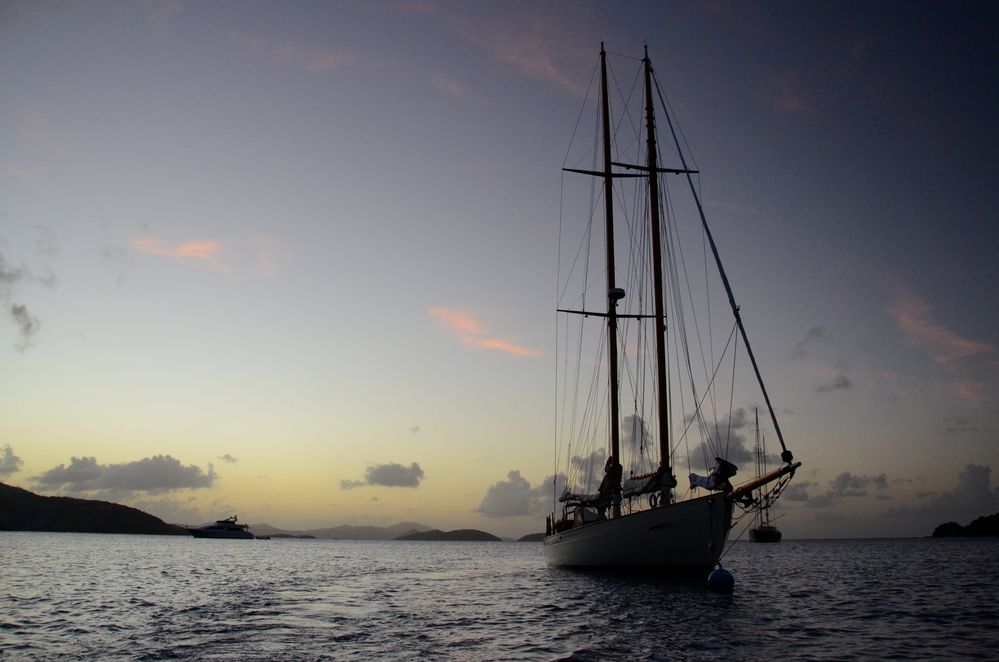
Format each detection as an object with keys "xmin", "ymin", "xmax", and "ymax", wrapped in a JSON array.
[{"xmin": 543, "ymin": 494, "xmax": 732, "ymax": 569}]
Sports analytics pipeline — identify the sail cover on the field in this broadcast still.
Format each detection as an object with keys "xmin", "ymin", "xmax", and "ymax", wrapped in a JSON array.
[
  {"xmin": 689, "ymin": 458, "xmax": 738, "ymax": 492},
  {"xmin": 622, "ymin": 467, "xmax": 677, "ymax": 498}
]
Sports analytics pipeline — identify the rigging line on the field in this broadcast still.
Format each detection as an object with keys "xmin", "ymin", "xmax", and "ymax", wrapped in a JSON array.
[
  {"xmin": 560, "ymin": 134, "xmax": 600, "ymax": 478},
  {"xmin": 670, "ymin": 321, "xmax": 738, "ymax": 457},
  {"xmin": 608, "ymin": 58, "xmax": 643, "ymax": 159},
  {"xmin": 658, "ymin": 178, "xmax": 693, "ymax": 474},
  {"xmin": 653, "ymin": 67, "xmax": 792, "ymax": 461},
  {"xmin": 555, "ymin": 191, "xmax": 598, "ymax": 307},
  {"xmin": 652, "ymin": 71, "xmax": 699, "ymax": 173},
  {"xmin": 658, "ymin": 140, "xmax": 720, "ymax": 452},
  {"xmin": 573, "ymin": 324, "xmax": 608, "ymax": 489},
  {"xmin": 703, "ymin": 210, "xmax": 714, "ymax": 417},
  {"xmin": 662, "ymin": 183, "xmax": 716, "ymax": 465},
  {"xmin": 569, "ymin": 316, "xmax": 596, "ymax": 486},
  {"xmin": 561, "ymin": 58, "xmax": 600, "ymax": 170},
  {"xmin": 555, "ymin": 101, "xmax": 602, "ymax": 308},
  {"xmin": 604, "ymin": 48, "xmax": 643, "ymax": 62},
  {"xmin": 556, "ymin": 173, "xmax": 567, "ymax": 484},
  {"xmin": 722, "ymin": 471, "xmax": 795, "ymax": 560},
  {"xmin": 724, "ymin": 332, "xmax": 738, "ymax": 460}
]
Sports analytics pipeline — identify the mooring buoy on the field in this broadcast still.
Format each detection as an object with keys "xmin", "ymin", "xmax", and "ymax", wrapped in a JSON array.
[{"xmin": 707, "ymin": 566, "xmax": 734, "ymax": 593}]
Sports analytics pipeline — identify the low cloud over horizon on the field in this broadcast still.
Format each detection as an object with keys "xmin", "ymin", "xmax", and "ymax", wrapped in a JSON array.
[
  {"xmin": 341, "ymin": 462, "xmax": 425, "ymax": 489},
  {"xmin": 0, "ymin": 444, "xmax": 23, "ymax": 478},
  {"xmin": 33, "ymin": 454, "xmax": 217, "ymax": 495},
  {"xmin": 477, "ymin": 449, "xmax": 606, "ymax": 518}
]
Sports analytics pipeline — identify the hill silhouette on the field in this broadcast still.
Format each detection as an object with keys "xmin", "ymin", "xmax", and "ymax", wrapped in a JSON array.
[
  {"xmin": 932, "ymin": 512, "xmax": 999, "ymax": 537},
  {"xmin": 0, "ymin": 483, "xmax": 189, "ymax": 535},
  {"xmin": 249, "ymin": 521, "xmax": 432, "ymax": 540},
  {"xmin": 395, "ymin": 528, "xmax": 500, "ymax": 541}
]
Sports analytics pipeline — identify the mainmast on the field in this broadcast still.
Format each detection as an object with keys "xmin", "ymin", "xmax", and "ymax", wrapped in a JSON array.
[
  {"xmin": 642, "ymin": 47, "xmax": 674, "ymax": 501},
  {"xmin": 600, "ymin": 43, "xmax": 623, "ymax": 517}
]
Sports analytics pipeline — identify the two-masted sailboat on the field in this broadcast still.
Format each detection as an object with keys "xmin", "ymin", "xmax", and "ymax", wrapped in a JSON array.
[
  {"xmin": 750, "ymin": 409, "xmax": 783, "ymax": 543},
  {"xmin": 543, "ymin": 44, "xmax": 800, "ymax": 569}
]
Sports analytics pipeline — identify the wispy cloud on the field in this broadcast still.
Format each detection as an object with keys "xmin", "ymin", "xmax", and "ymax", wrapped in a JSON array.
[
  {"xmin": 139, "ymin": 0, "xmax": 184, "ymax": 28},
  {"xmin": 10, "ymin": 304, "xmax": 41, "ymax": 352},
  {"xmin": 133, "ymin": 238, "xmax": 225, "ymax": 267},
  {"xmin": 790, "ymin": 325, "xmax": 826, "ymax": 359},
  {"xmin": 887, "ymin": 287, "xmax": 993, "ymax": 367},
  {"xmin": 816, "ymin": 374, "xmax": 851, "ymax": 393},
  {"xmin": 418, "ymin": 5, "xmax": 590, "ymax": 97},
  {"xmin": 430, "ymin": 75, "xmax": 487, "ymax": 105},
  {"xmin": 253, "ymin": 235, "xmax": 282, "ymax": 278},
  {"xmin": 428, "ymin": 307, "xmax": 539, "ymax": 357},
  {"xmin": 226, "ymin": 29, "xmax": 352, "ymax": 75},
  {"xmin": 943, "ymin": 416, "xmax": 978, "ymax": 434},
  {"xmin": 1, "ymin": 251, "xmax": 56, "ymax": 351},
  {"xmin": 132, "ymin": 235, "xmax": 285, "ymax": 277},
  {"xmin": 950, "ymin": 380, "xmax": 988, "ymax": 406},
  {"xmin": 772, "ymin": 72, "xmax": 810, "ymax": 113}
]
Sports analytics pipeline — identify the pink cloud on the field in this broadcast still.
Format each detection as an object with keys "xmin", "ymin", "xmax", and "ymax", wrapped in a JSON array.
[
  {"xmin": 428, "ymin": 307, "xmax": 539, "ymax": 357},
  {"xmin": 227, "ymin": 29, "xmax": 351, "ymax": 75},
  {"xmin": 772, "ymin": 72, "xmax": 810, "ymax": 113},
  {"xmin": 176, "ymin": 241, "xmax": 223, "ymax": 262},
  {"xmin": 422, "ymin": 7, "xmax": 591, "ymax": 97},
  {"xmin": 431, "ymin": 75, "xmax": 463, "ymax": 99},
  {"xmin": 253, "ymin": 235, "xmax": 282, "ymax": 278},
  {"xmin": 951, "ymin": 380, "xmax": 987, "ymax": 406},
  {"xmin": 306, "ymin": 51, "xmax": 351, "ymax": 74},
  {"xmin": 887, "ymin": 288, "xmax": 992, "ymax": 366},
  {"xmin": 133, "ymin": 238, "xmax": 224, "ymax": 266}
]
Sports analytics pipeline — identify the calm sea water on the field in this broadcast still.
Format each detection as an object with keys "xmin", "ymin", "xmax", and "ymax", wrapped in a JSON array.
[{"xmin": 2, "ymin": 533, "xmax": 997, "ymax": 660}]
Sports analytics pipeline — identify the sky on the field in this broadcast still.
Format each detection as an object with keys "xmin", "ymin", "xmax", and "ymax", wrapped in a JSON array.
[{"xmin": 1, "ymin": 0, "xmax": 996, "ymax": 539}]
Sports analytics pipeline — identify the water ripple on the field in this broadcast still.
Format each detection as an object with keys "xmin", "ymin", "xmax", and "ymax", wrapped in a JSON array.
[{"xmin": 1, "ymin": 534, "xmax": 998, "ymax": 659}]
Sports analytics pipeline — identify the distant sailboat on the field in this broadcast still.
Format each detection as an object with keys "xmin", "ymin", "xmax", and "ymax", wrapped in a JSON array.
[
  {"xmin": 750, "ymin": 408, "xmax": 783, "ymax": 543},
  {"xmin": 543, "ymin": 44, "xmax": 800, "ymax": 570}
]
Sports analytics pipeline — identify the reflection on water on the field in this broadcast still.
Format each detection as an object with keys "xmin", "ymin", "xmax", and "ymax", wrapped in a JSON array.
[{"xmin": 2, "ymin": 534, "xmax": 997, "ymax": 659}]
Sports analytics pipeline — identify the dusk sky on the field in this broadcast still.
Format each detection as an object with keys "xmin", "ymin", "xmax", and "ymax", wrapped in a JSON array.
[{"xmin": 1, "ymin": 1, "xmax": 996, "ymax": 539}]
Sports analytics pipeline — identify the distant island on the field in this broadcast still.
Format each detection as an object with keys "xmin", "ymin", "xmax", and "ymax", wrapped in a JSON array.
[
  {"xmin": 0, "ymin": 482, "xmax": 188, "ymax": 536},
  {"xmin": 395, "ymin": 528, "xmax": 501, "ymax": 542},
  {"xmin": 1, "ymin": 483, "xmax": 539, "ymax": 541},
  {"xmin": 518, "ymin": 532, "xmax": 545, "ymax": 542},
  {"xmin": 932, "ymin": 512, "xmax": 999, "ymax": 537},
  {"xmin": 249, "ymin": 521, "xmax": 434, "ymax": 540}
]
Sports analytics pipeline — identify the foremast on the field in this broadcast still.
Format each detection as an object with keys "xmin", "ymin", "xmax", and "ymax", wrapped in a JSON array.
[{"xmin": 599, "ymin": 42, "xmax": 624, "ymax": 518}]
